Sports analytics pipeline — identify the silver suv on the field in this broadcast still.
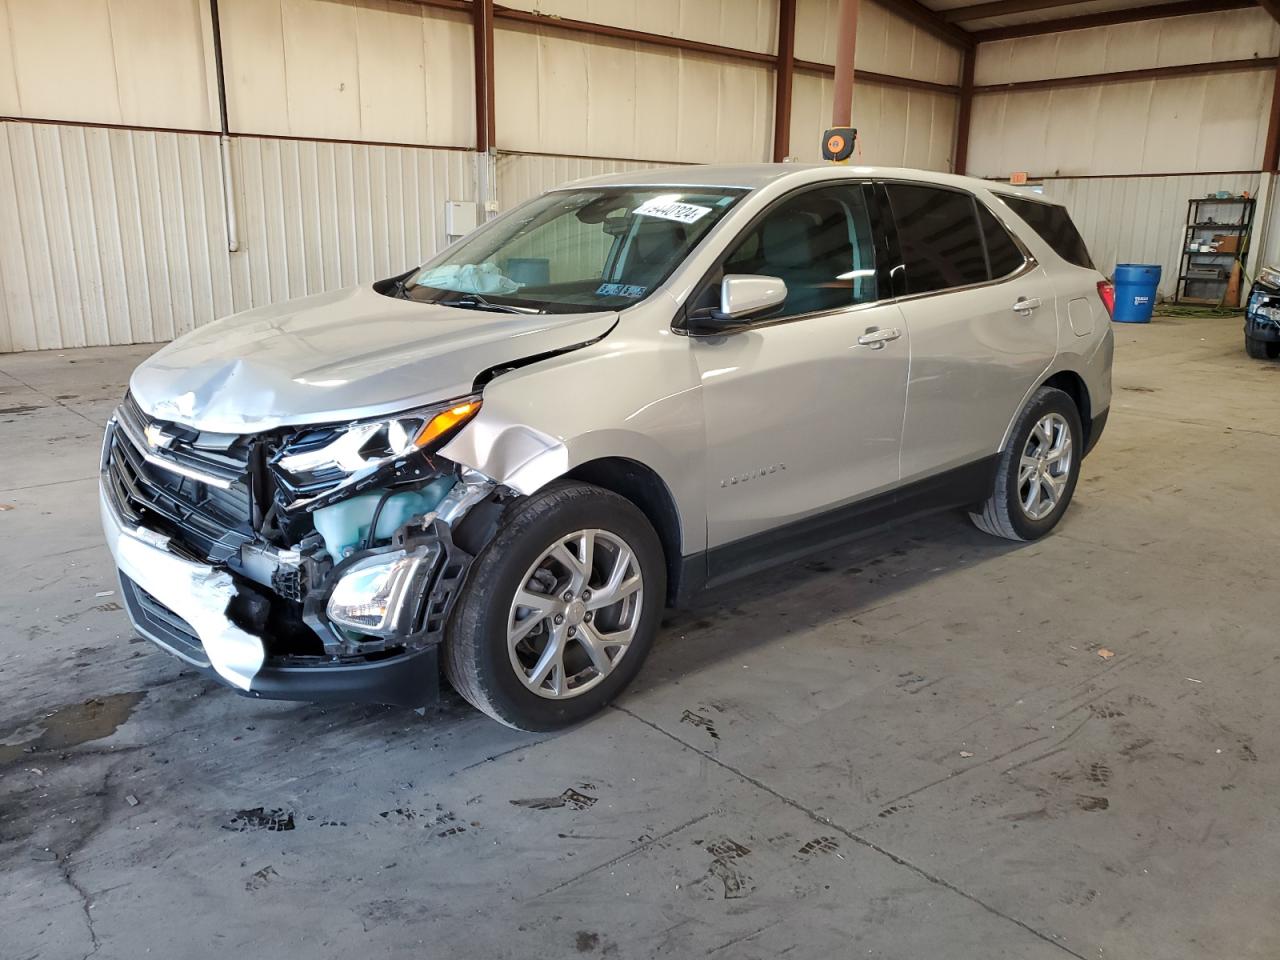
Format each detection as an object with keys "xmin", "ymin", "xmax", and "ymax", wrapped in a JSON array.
[{"xmin": 101, "ymin": 164, "xmax": 1114, "ymax": 730}]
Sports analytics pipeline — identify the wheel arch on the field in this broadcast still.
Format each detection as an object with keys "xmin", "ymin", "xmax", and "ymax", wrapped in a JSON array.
[
  {"xmin": 1040, "ymin": 369, "xmax": 1095, "ymax": 450},
  {"xmin": 1000, "ymin": 367, "xmax": 1096, "ymax": 455},
  {"xmin": 566, "ymin": 456, "xmax": 685, "ymax": 606}
]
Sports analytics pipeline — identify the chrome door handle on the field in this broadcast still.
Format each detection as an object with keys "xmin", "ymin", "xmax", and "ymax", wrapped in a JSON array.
[
  {"xmin": 1012, "ymin": 297, "xmax": 1042, "ymax": 314},
  {"xmin": 857, "ymin": 327, "xmax": 902, "ymax": 349}
]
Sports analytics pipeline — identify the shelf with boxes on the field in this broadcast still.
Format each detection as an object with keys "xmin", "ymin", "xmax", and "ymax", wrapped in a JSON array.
[{"xmin": 1174, "ymin": 196, "xmax": 1254, "ymax": 305}]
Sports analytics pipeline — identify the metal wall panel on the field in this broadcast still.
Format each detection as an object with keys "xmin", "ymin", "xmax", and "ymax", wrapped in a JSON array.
[
  {"xmin": 499, "ymin": 0, "xmax": 779, "ymax": 56},
  {"xmin": 0, "ymin": 121, "xmax": 476, "ymax": 353},
  {"xmin": 969, "ymin": 70, "xmax": 1274, "ymax": 179},
  {"xmin": 1040, "ymin": 172, "xmax": 1261, "ymax": 297},
  {"xmin": 969, "ymin": 9, "xmax": 1279, "ymax": 179},
  {"xmin": 975, "ymin": 9, "xmax": 1280, "ymax": 85},
  {"xmin": 789, "ymin": 73, "xmax": 957, "ymax": 170},
  {"xmin": 218, "ymin": 0, "xmax": 474, "ymax": 146},
  {"xmin": 494, "ymin": 26, "xmax": 774, "ymax": 163},
  {"xmin": 795, "ymin": 0, "xmax": 964, "ymax": 86},
  {"xmin": 497, "ymin": 153, "xmax": 677, "ymax": 209},
  {"xmin": 0, "ymin": 0, "xmax": 217, "ymax": 129}
]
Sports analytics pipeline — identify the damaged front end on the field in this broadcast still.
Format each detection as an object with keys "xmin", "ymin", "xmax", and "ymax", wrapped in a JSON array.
[{"xmin": 100, "ymin": 392, "xmax": 510, "ymax": 707}]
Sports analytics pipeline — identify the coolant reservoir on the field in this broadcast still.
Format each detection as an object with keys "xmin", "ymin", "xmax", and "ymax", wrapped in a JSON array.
[{"xmin": 313, "ymin": 476, "xmax": 456, "ymax": 560}]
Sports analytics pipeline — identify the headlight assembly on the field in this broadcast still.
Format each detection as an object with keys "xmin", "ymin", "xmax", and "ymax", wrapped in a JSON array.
[{"xmin": 272, "ymin": 396, "xmax": 482, "ymax": 501}]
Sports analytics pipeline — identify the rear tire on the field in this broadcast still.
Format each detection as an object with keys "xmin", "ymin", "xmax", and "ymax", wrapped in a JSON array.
[
  {"xmin": 1245, "ymin": 336, "xmax": 1279, "ymax": 360},
  {"xmin": 970, "ymin": 386, "xmax": 1083, "ymax": 542},
  {"xmin": 444, "ymin": 481, "xmax": 665, "ymax": 731}
]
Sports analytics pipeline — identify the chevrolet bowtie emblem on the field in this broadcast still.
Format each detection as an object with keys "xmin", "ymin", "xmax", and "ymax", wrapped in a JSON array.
[{"xmin": 143, "ymin": 423, "xmax": 172, "ymax": 449}]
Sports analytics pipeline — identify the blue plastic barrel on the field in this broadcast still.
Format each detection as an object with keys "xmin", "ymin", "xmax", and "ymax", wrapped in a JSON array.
[{"xmin": 1112, "ymin": 263, "xmax": 1161, "ymax": 323}]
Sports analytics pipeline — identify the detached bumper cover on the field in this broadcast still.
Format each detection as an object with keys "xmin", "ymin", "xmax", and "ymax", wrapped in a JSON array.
[
  {"xmin": 102, "ymin": 482, "xmax": 264, "ymax": 688},
  {"xmin": 102, "ymin": 482, "xmax": 439, "ymax": 707}
]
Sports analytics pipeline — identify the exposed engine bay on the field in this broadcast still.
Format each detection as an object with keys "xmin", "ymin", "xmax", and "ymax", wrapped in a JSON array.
[{"xmin": 102, "ymin": 390, "xmax": 515, "ymax": 702}]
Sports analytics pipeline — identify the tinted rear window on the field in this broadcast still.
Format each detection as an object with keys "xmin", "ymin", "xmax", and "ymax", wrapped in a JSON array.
[
  {"xmin": 886, "ymin": 184, "xmax": 988, "ymax": 294},
  {"xmin": 977, "ymin": 203, "xmax": 1026, "ymax": 278},
  {"xmin": 1001, "ymin": 196, "xmax": 1094, "ymax": 269}
]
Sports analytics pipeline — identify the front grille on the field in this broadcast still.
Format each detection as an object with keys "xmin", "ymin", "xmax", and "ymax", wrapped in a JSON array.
[
  {"xmin": 119, "ymin": 574, "xmax": 209, "ymax": 668},
  {"xmin": 105, "ymin": 395, "xmax": 257, "ymax": 563}
]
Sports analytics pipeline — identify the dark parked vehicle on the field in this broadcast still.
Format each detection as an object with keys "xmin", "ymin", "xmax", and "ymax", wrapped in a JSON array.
[{"xmin": 1246, "ymin": 265, "xmax": 1280, "ymax": 360}]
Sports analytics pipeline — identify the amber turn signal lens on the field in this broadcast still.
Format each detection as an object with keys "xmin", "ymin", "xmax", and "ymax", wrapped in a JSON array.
[{"xmin": 413, "ymin": 400, "xmax": 482, "ymax": 448}]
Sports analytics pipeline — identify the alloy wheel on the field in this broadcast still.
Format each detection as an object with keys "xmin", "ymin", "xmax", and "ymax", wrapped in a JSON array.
[
  {"xmin": 1018, "ymin": 412, "xmax": 1073, "ymax": 521},
  {"xmin": 506, "ymin": 529, "xmax": 644, "ymax": 699}
]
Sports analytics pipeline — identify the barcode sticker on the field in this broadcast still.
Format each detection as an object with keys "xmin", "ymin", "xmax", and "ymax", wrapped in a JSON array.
[{"xmin": 633, "ymin": 197, "xmax": 712, "ymax": 224}]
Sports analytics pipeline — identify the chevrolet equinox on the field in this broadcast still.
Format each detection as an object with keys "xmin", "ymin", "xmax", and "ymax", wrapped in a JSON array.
[{"xmin": 101, "ymin": 165, "xmax": 1114, "ymax": 730}]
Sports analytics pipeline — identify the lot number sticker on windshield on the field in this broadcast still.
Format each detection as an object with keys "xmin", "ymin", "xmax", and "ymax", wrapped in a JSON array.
[{"xmin": 633, "ymin": 197, "xmax": 712, "ymax": 224}]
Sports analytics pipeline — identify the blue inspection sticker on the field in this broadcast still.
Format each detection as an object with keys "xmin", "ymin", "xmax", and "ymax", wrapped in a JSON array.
[{"xmin": 596, "ymin": 283, "xmax": 648, "ymax": 298}]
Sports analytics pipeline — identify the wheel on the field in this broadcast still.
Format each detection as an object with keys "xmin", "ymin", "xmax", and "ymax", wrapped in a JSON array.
[
  {"xmin": 1245, "ymin": 336, "xmax": 1279, "ymax": 360},
  {"xmin": 443, "ymin": 481, "xmax": 666, "ymax": 731},
  {"xmin": 970, "ymin": 386, "xmax": 1083, "ymax": 542}
]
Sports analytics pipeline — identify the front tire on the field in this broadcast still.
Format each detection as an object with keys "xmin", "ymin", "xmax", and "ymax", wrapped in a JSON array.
[
  {"xmin": 444, "ymin": 481, "xmax": 666, "ymax": 731},
  {"xmin": 970, "ymin": 386, "xmax": 1082, "ymax": 542},
  {"xmin": 1245, "ymin": 336, "xmax": 1279, "ymax": 360}
]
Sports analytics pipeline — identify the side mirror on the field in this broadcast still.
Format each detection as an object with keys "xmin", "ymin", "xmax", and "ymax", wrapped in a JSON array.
[{"xmin": 688, "ymin": 274, "xmax": 787, "ymax": 335}]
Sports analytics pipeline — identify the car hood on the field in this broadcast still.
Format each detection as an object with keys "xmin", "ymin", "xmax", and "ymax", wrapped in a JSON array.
[{"xmin": 129, "ymin": 285, "xmax": 617, "ymax": 433}]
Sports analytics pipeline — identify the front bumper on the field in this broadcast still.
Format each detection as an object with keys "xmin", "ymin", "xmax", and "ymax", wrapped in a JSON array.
[{"xmin": 101, "ymin": 481, "xmax": 439, "ymax": 708}]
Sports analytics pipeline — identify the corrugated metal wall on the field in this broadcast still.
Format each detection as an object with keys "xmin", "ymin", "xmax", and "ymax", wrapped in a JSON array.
[
  {"xmin": 974, "ymin": 9, "xmax": 1280, "ymax": 86},
  {"xmin": 499, "ymin": 0, "xmax": 779, "ymax": 55},
  {"xmin": 497, "ymin": 154, "xmax": 679, "ymax": 209},
  {"xmin": 218, "ymin": 0, "xmax": 475, "ymax": 147},
  {"xmin": 969, "ymin": 9, "xmax": 1280, "ymax": 179},
  {"xmin": 0, "ymin": 0, "xmax": 219, "ymax": 130},
  {"xmin": 790, "ymin": 0, "xmax": 960, "ymax": 168},
  {"xmin": 796, "ymin": 0, "xmax": 963, "ymax": 86},
  {"xmin": 495, "ymin": 26, "xmax": 775, "ymax": 163},
  {"xmin": 1040, "ymin": 172, "xmax": 1261, "ymax": 297},
  {"xmin": 970, "ymin": 72, "xmax": 1273, "ymax": 180},
  {"xmin": 789, "ymin": 76, "xmax": 957, "ymax": 169},
  {"xmin": 0, "ymin": 121, "xmax": 475, "ymax": 353}
]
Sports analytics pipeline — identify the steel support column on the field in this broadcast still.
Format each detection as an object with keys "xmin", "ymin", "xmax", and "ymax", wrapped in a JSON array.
[
  {"xmin": 773, "ymin": 0, "xmax": 797, "ymax": 161},
  {"xmin": 832, "ymin": 0, "xmax": 861, "ymax": 128}
]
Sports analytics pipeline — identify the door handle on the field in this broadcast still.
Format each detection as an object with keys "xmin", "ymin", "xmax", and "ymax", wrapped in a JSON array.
[
  {"xmin": 1012, "ymin": 297, "xmax": 1042, "ymax": 314},
  {"xmin": 857, "ymin": 327, "xmax": 902, "ymax": 349}
]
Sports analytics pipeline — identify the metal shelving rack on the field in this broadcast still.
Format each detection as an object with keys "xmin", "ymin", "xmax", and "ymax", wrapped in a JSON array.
[{"xmin": 1173, "ymin": 196, "xmax": 1255, "ymax": 306}]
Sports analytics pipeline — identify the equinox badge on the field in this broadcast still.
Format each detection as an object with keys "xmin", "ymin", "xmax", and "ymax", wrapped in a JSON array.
[{"xmin": 721, "ymin": 463, "xmax": 786, "ymax": 488}]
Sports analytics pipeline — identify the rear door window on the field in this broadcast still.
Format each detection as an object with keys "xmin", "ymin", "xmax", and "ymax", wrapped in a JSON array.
[
  {"xmin": 1000, "ymin": 195, "xmax": 1094, "ymax": 269},
  {"xmin": 885, "ymin": 184, "xmax": 989, "ymax": 295},
  {"xmin": 977, "ymin": 203, "xmax": 1026, "ymax": 279}
]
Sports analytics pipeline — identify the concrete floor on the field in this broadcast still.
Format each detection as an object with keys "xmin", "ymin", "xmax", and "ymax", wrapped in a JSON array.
[{"xmin": 1, "ymin": 314, "xmax": 1278, "ymax": 960}]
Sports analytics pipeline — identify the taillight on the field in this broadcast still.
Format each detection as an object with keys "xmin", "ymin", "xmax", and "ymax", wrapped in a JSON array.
[{"xmin": 1097, "ymin": 280, "xmax": 1116, "ymax": 319}]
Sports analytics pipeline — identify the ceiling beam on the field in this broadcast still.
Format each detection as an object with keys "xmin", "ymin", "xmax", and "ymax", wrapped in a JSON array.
[
  {"xmin": 794, "ymin": 59, "xmax": 961, "ymax": 94},
  {"xmin": 972, "ymin": 0, "xmax": 1257, "ymax": 41},
  {"xmin": 973, "ymin": 56, "xmax": 1275, "ymax": 94},
  {"xmin": 874, "ymin": 0, "xmax": 973, "ymax": 48},
  {"xmin": 492, "ymin": 6, "xmax": 777, "ymax": 64},
  {"xmin": 943, "ymin": 0, "xmax": 1093, "ymax": 23}
]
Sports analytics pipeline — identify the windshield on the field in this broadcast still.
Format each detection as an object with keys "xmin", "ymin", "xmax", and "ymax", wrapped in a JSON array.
[{"xmin": 398, "ymin": 186, "xmax": 747, "ymax": 314}]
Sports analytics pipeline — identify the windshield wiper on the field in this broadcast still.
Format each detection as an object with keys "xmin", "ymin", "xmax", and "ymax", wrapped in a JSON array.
[{"xmin": 439, "ymin": 293, "xmax": 542, "ymax": 315}]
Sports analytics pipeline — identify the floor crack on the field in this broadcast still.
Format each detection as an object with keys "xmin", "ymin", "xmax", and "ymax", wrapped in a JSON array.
[{"xmin": 613, "ymin": 705, "xmax": 1089, "ymax": 960}]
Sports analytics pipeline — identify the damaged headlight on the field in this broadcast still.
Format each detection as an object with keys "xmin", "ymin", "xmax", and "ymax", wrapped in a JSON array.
[
  {"xmin": 326, "ymin": 545, "xmax": 440, "ymax": 636},
  {"xmin": 273, "ymin": 396, "xmax": 482, "ymax": 499}
]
